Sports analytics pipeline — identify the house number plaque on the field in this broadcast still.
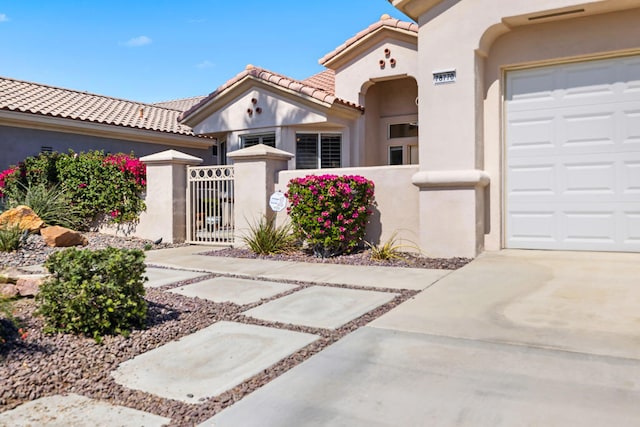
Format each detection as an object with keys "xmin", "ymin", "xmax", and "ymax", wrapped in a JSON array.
[{"xmin": 433, "ymin": 69, "xmax": 456, "ymax": 85}]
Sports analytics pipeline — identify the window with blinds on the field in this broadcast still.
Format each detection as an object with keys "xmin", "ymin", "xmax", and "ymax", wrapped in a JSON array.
[
  {"xmin": 242, "ymin": 133, "xmax": 276, "ymax": 148},
  {"xmin": 295, "ymin": 133, "xmax": 341, "ymax": 169}
]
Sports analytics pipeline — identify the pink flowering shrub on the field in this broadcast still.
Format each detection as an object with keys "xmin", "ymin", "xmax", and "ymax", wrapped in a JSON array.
[
  {"xmin": 0, "ymin": 166, "xmax": 20, "ymax": 198},
  {"xmin": 2, "ymin": 150, "xmax": 146, "ymax": 225},
  {"xmin": 286, "ymin": 174, "xmax": 375, "ymax": 257},
  {"xmin": 103, "ymin": 153, "xmax": 147, "ymax": 186}
]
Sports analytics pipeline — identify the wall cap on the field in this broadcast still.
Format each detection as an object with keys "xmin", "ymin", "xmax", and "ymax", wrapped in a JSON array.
[
  {"xmin": 412, "ymin": 169, "xmax": 490, "ymax": 188},
  {"xmin": 140, "ymin": 150, "xmax": 203, "ymax": 165},
  {"xmin": 228, "ymin": 143, "xmax": 294, "ymax": 161}
]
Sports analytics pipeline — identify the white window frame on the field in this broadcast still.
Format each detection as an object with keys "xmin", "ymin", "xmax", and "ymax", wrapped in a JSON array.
[{"xmin": 381, "ymin": 115, "xmax": 418, "ymax": 165}]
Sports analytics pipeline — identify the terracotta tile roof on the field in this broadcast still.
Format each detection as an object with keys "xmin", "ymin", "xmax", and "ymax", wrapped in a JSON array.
[
  {"xmin": 319, "ymin": 15, "xmax": 418, "ymax": 66},
  {"xmin": 153, "ymin": 96, "xmax": 207, "ymax": 112},
  {"xmin": 0, "ymin": 76, "xmax": 199, "ymax": 137},
  {"xmin": 180, "ymin": 65, "xmax": 362, "ymax": 123},
  {"xmin": 302, "ymin": 69, "xmax": 335, "ymax": 93}
]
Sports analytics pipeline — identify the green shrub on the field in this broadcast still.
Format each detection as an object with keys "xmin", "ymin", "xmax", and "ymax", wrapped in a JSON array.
[
  {"xmin": 286, "ymin": 174, "xmax": 375, "ymax": 257},
  {"xmin": 56, "ymin": 151, "xmax": 146, "ymax": 224},
  {"xmin": 242, "ymin": 216, "xmax": 298, "ymax": 255},
  {"xmin": 0, "ymin": 223, "xmax": 26, "ymax": 252},
  {"xmin": 37, "ymin": 247, "xmax": 148, "ymax": 342},
  {"xmin": 6, "ymin": 183, "xmax": 84, "ymax": 229}
]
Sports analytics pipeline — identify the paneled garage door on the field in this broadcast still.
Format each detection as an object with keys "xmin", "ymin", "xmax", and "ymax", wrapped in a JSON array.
[{"xmin": 505, "ymin": 56, "xmax": 640, "ymax": 252}]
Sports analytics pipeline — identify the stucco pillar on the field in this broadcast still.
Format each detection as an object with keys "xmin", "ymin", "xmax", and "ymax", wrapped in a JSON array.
[
  {"xmin": 412, "ymin": 170, "xmax": 489, "ymax": 258},
  {"xmin": 138, "ymin": 150, "xmax": 203, "ymax": 243},
  {"xmin": 227, "ymin": 144, "xmax": 294, "ymax": 246}
]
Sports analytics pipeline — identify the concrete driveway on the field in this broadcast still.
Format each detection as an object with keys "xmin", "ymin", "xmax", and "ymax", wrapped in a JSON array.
[{"xmin": 204, "ymin": 250, "xmax": 640, "ymax": 426}]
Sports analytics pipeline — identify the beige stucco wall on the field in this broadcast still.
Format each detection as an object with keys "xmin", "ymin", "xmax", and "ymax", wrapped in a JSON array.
[
  {"xmin": 192, "ymin": 88, "xmax": 330, "ymax": 136},
  {"xmin": 192, "ymin": 87, "xmax": 361, "ymax": 169},
  {"xmin": 333, "ymin": 38, "xmax": 418, "ymax": 105},
  {"xmin": 394, "ymin": 0, "xmax": 640, "ymax": 256},
  {"xmin": 275, "ymin": 165, "xmax": 420, "ymax": 248}
]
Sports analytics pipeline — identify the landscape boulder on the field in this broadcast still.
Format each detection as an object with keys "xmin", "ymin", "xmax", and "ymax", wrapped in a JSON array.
[
  {"xmin": 41, "ymin": 226, "xmax": 89, "ymax": 247},
  {"xmin": 16, "ymin": 275, "xmax": 48, "ymax": 297},
  {"xmin": 0, "ymin": 283, "xmax": 18, "ymax": 298},
  {"xmin": 0, "ymin": 205, "xmax": 44, "ymax": 232}
]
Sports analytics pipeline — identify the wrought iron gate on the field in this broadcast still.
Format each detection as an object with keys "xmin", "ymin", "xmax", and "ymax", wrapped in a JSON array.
[{"xmin": 186, "ymin": 165, "xmax": 234, "ymax": 244}]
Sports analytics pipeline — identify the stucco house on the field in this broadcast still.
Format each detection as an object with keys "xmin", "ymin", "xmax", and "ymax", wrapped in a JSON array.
[
  {"xmin": 0, "ymin": 77, "xmax": 215, "ymax": 172},
  {"xmin": 179, "ymin": 1, "xmax": 640, "ymax": 257},
  {"xmin": 3, "ymin": 0, "xmax": 639, "ymax": 258},
  {"xmin": 389, "ymin": 0, "xmax": 640, "ymax": 256}
]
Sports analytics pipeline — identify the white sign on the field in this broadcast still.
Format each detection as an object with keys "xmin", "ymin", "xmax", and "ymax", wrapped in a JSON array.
[
  {"xmin": 433, "ymin": 69, "xmax": 456, "ymax": 85},
  {"xmin": 269, "ymin": 191, "xmax": 287, "ymax": 212}
]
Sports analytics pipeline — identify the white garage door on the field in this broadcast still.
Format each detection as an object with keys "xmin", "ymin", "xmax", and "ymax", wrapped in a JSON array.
[{"xmin": 505, "ymin": 55, "xmax": 640, "ymax": 252}]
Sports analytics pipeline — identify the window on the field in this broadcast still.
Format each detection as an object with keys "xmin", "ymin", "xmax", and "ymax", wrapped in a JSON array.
[
  {"xmin": 389, "ymin": 122, "xmax": 418, "ymax": 139},
  {"xmin": 389, "ymin": 146, "xmax": 403, "ymax": 165},
  {"xmin": 241, "ymin": 133, "xmax": 276, "ymax": 148},
  {"xmin": 296, "ymin": 133, "xmax": 341, "ymax": 169}
]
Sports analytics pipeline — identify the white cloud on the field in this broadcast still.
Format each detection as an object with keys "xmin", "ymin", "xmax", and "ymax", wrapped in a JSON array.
[
  {"xmin": 188, "ymin": 18, "xmax": 206, "ymax": 24},
  {"xmin": 0, "ymin": 14, "xmax": 9, "ymax": 22},
  {"xmin": 123, "ymin": 35, "xmax": 152, "ymax": 47},
  {"xmin": 196, "ymin": 60, "xmax": 214, "ymax": 69}
]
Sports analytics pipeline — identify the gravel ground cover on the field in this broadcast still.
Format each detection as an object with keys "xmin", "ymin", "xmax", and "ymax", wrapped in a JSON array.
[
  {"xmin": 0, "ymin": 232, "xmax": 184, "ymax": 268},
  {"xmin": 1, "ymin": 234, "xmax": 467, "ymax": 425},
  {"xmin": 206, "ymin": 247, "xmax": 472, "ymax": 270}
]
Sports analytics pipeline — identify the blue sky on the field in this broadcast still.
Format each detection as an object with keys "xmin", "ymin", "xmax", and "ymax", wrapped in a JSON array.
[{"xmin": 0, "ymin": 1, "xmax": 410, "ymax": 104}]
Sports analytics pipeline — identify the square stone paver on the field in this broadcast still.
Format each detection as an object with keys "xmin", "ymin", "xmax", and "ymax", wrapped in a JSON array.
[
  {"xmin": 111, "ymin": 321, "xmax": 318, "ymax": 404},
  {"xmin": 144, "ymin": 267, "xmax": 208, "ymax": 288},
  {"xmin": 242, "ymin": 286, "xmax": 398, "ymax": 329},
  {"xmin": 169, "ymin": 277, "xmax": 297, "ymax": 304},
  {"xmin": 0, "ymin": 394, "xmax": 170, "ymax": 426}
]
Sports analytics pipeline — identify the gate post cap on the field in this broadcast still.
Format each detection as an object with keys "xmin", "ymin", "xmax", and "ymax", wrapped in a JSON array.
[
  {"xmin": 227, "ymin": 144, "xmax": 294, "ymax": 161},
  {"xmin": 141, "ymin": 150, "xmax": 204, "ymax": 165}
]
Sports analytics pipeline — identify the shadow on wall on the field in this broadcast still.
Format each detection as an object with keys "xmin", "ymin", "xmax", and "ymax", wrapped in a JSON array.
[{"xmin": 365, "ymin": 205, "xmax": 382, "ymax": 245}]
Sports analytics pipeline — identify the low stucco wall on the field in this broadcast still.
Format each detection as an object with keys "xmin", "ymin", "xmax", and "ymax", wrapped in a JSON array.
[{"xmin": 275, "ymin": 165, "xmax": 420, "ymax": 248}]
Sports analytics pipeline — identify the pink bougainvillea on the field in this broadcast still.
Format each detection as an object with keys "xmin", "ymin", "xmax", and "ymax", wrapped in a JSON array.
[
  {"xmin": 103, "ymin": 153, "xmax": 146, "ymax": 186},
  {"xmin": 0, "ymin": 166, "xmax": 20, "ymax": 198},
  {"xmin": 286, "ymin": 174, "xmax": 375, "ymax": 257}
]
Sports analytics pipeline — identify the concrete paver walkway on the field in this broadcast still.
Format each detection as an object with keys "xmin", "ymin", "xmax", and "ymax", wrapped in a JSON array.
[
  {"xmin": 169, "ymin": 276, "xmax": 297, "ymax": 304},
  {"xmin": 111, "ymin": 321, "xmax": 318, "ymax": 403},
  {"xmin": 243, "ymin": 286, "xmax": 397, "ymax": 329},
  {"xmin": 144, "ymin": 246, "xmax": 449, "ymax": 291},
  {"xmin": 0, "ymin": 394, "xmax": 170, "ymax": 426},
  {"xmin": 144, "ymin": 266, "xmax": 208, "ymax": 288}
]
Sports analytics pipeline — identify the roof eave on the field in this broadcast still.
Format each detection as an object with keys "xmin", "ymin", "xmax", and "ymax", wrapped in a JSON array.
[
  {"xmin": 320, "ymin": 26, "xmax": 418, "ymax": 70},
  {"xmin": 0, "ymin": 110, "xmax": 214, "ymax": 148},
  {"xmin": 391, "ymin": 0, "xmax": 445, "ymax": 21},
  {"xmin": 180, "ymin": 75, "xmax": 362, "ymax": 128}
]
